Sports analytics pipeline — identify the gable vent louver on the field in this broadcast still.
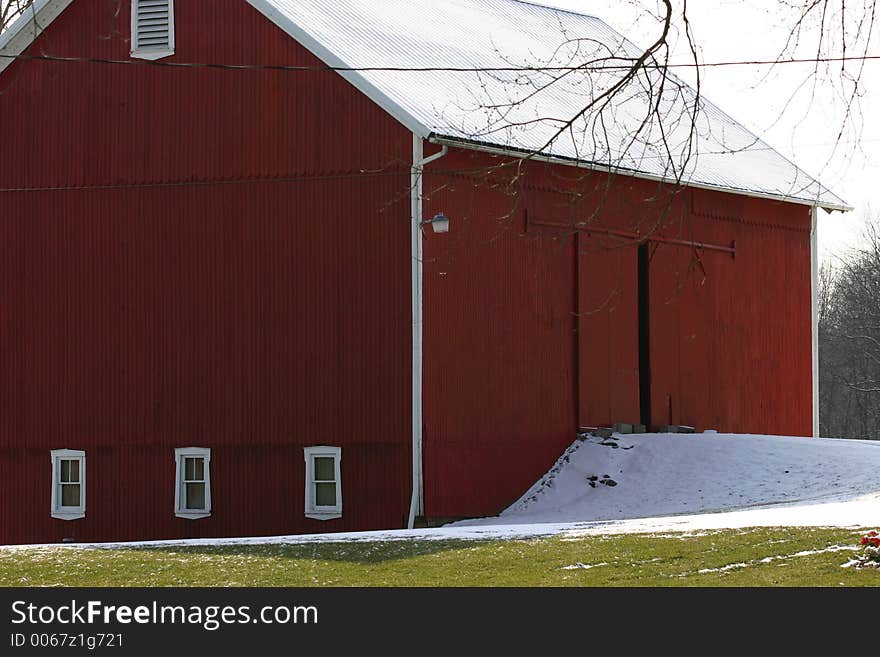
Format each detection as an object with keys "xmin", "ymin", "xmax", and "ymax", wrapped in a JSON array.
[{"xmin": 131, "ymin": 0, "xmax": 175, "ymax": 60}]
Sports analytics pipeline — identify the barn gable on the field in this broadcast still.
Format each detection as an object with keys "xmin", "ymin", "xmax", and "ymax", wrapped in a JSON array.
[{"xmin": 0, "ymin": 0, "xmax": 416, "ymax": 544}]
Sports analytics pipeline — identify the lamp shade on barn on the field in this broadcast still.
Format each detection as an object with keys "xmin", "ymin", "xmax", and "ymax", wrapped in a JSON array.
[{"xmin": 0, "ymin": 0, "xmax": 847, "ymax": 545}]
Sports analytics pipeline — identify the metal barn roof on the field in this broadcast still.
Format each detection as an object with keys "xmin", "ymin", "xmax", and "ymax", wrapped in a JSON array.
[
  {"xmin": 249, "ymin": 0, "xmax": 848, "ymax": 211},
  {"xmin": 1, "ymin": 0, "xmax": 850, "ymax": 210}
]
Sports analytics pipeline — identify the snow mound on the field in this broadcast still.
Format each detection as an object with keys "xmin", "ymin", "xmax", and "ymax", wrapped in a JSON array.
[
  {"xmin": 453, "ymin": 432, "xmax": 880, "ymax": 526},
  {"xmin": 7, "ymin": 432, "xmax": 880, "ymax": 549}
]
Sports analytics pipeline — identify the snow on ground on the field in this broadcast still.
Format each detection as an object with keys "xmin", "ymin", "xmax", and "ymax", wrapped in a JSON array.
[
  {"xmin": 454, "ymin": 431, "xmax": 880, "ymax": 526},
  {"xmin": 4, "ymin": 432, "xmax": 880, "ymax": 549}
]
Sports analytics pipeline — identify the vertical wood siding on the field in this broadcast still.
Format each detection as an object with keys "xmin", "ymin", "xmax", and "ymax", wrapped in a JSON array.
[
  {"xmin": 422, "ymin": 150, "xmax": 813, "ymax": 518},
  {"xmin": 421, "ymin": 153, "xmax": 576, "ymax": 518},
  {"xmin": 0, "ymin": 1, "xmax": 814, "ymax": 542},
  {"xmin": 649, "ymin": 190, "xmax": 813, "ymax": 435},
  {"xmin": 0, "ymin": 0, "xmax": 413, "ymax": 544}
]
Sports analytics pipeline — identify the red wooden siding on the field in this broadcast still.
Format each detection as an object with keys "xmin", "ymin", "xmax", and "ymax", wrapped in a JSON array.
[
  {"xmin": 574, "ymin": 177, "xmax": 646, "ymax": 430},
  {"xmin": 578, "ymin": 246, "xmax": 640, "ymax": 428},
  {"xmin": 649, "ymin": 190, "xmax": 813, "ymax": 435},
  {"xmin": 0, "ymin": 0, "xmax": 401, "ymax": 188},
  {"xmin": 421, "ymin": 152, "xmax": 576, "ymax": 518},
  {"xmin": 422, "ymin": 150, "xmax": 813, "ymax": 518},
  {"xmin": 0, "ymin": 0, "xmax": 815, "ymax": 543},
  {"xmin": 0, "ymin": 0, "xmax": 414, "ymax": 544}
]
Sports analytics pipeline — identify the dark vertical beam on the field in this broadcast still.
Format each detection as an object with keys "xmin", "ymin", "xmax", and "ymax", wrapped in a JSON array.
[{"xmin": 638, "ymin": 243, "xmax": 652, "ymax": 429}]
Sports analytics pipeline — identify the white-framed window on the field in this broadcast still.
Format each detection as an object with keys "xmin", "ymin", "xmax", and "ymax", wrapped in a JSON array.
[
  {"xmin": 50, "ymin": 449, "xmax": 86, "ymax": 520},
  {"xmin": 131, "ymin": 0, "xmax": 175, "ymax": 60},
  {"xmin": 174, "ymin": 447, "xmax": 211, "ymax": 519},
  {"xmin": 303, "ymin": 446, "xmax": 342, "ymax": 520}
]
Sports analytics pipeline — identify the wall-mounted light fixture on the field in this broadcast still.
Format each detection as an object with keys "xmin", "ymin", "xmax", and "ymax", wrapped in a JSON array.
[{"xmin": 421, "ymin": 212, "xmax": 450, "ymax": 234}]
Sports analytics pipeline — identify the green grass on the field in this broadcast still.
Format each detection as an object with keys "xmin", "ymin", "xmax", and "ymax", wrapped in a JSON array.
[{"xmin": 2, "ymin": 527, "xmax": 878, "ymax": 586}]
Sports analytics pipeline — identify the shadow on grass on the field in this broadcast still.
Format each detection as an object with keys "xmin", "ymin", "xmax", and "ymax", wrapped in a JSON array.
[{"xmin": 124, "ymin": 539, "xmax": 500, "ymax": 565}]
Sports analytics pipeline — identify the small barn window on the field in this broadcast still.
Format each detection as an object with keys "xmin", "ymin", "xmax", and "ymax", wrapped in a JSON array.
[
  {"xmin": 304, "ymin": 446, "xmax": 342, "ymax": 520},
  {"xmin": 174, "ymin": 447, "xmax": 211, "ymax": 519},
  {"xmin": 131, "ymin": 0, "xmax": 175, "ymax": 60},
  {"xmin": 50, "ymin": 449, "xmax": 86, "ymax": 520}
]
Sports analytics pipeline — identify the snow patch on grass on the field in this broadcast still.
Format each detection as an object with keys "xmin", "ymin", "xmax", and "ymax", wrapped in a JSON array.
[
  {"xmin": 695, "ymin": 544, "xmax": 858, "ymax": 574},
  {"xmin": 560, "ymin": 562, "xmax": 609, "ymax": 570}
]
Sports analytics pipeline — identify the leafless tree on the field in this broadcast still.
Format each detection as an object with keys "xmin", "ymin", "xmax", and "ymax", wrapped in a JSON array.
[
  {"xmin": 430, "ymin": 0, "xmax": 876, "ymax": 259},
  {"xmin": 819, "ymin": 217, "xmax": 880, "ymax": 439},
  {"xmin": 446, "ymin": 0, "xmax": 701, "ymax": 221},
  {"xmin": 768, "ymin": 0, "xmax": 877, "ymax": 183},
  {"xmin": 1, "ymin": 1, "xmax": 32, "ymax": 33}
]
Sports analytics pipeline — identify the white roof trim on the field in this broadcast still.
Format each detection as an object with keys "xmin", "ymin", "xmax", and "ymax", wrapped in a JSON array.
[
  {"xmin": 0, "ymin": 0, "xmax": 73, "ymax": 75},
  {"xmin": 246, "ymin": 0, "xmax": 431, "ymax": 139},
  {"xmin": 431, "ymin": 135, "xmax": 853, "ymax": 213}
]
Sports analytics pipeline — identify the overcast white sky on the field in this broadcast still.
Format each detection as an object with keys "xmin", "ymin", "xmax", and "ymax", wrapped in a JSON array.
[{"xmin": 542, "ymin": 0, "xmax": 880, "ymax": 263}]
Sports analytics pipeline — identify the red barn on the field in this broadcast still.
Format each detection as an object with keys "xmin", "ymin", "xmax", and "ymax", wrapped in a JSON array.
[{"xmin": 0, "ymin": 0, "xmax": 847, "ymax": 544}]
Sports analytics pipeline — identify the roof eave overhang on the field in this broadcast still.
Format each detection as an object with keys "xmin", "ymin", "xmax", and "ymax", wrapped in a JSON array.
[{"xmin": 429, "ymin": 134, "xmax": 853, "ymax": 213}]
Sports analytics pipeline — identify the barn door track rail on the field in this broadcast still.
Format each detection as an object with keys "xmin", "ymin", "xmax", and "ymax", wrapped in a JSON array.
[{"xmin": 528, "ymin": 219, "xmax": 737, "ymax": 257}]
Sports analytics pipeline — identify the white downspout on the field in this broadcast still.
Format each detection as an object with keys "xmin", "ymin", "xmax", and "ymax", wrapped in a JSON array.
[
  {"xmin": 811, "ymin": 205, "xmax": 819, "ymax": 438},
  {"xmin": 408, "ymin": 134, "xmax": 448, "ymax": 529}
]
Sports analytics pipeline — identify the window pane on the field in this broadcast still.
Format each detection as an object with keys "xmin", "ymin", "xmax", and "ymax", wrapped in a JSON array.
[
  {"xmin": 61, "ymin": 483, "xmax": 80, "ymax": 507},
  {"xmin": 60, "ymin": 459, "xmax": 80, "ymax": 484},
  {"xmin": 315, "ymin": 482, "xmax": 336, "ymax": 507},
  {"xmin": 186, "ymin": 482, "xmax": 206, "ymax": 510},
  {"xmin": 314, "ymin": 457, "xmax": 335, "ymax": 482},
  {"xmin": 184, "ymin": 457, "xmax": 204, "ymax": 482}
]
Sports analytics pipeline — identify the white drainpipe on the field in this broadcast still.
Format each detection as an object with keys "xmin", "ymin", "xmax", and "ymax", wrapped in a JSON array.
[{"xmin": 408, "ymin": 134, "xmax": 448, "ymax": 529}]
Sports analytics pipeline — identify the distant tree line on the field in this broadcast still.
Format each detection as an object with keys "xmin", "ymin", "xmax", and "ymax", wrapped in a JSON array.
[{"xmin": 819, "ymin": 219, "xmax": 880, "ymax": 439}]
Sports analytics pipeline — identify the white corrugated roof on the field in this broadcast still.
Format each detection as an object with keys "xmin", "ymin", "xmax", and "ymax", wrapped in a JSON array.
[
  {"xmin": 250, "ymin": 0, "xmax": 849, "ymax": 210},
  {"xmin": 0, "ymin": 0, "xmax": 850, "ymax": 209}
]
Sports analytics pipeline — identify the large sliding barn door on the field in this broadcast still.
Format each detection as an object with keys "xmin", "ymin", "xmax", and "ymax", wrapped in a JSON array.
[
  {"xmin": 577, "ymin": 235, "xmax": 641, "ymax": 429},
  {"xmin": 577, "ymin": 226, "xmax": 736, "ymax": 432},
  {"xmin": 647, "ymin": 241, "xmax": 716, "ymax": 429}
]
